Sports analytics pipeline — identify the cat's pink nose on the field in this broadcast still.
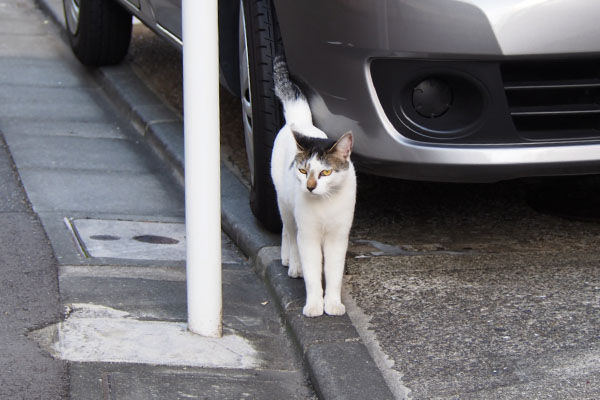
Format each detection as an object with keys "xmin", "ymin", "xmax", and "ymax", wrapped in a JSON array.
[{"xmin": 307, "ymin": 176, "xmax": 317, "ymax": 192}]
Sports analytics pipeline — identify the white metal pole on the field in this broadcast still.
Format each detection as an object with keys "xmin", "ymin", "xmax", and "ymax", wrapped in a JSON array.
[{"xmin": 182, "ymin": 0, "xmax": 222, "ymax": 337}]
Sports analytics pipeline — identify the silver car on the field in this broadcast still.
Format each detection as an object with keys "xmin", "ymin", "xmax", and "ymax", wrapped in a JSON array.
[{"xmin": 64, "ymin": 0, "xmax": 600, "ymax": 230}]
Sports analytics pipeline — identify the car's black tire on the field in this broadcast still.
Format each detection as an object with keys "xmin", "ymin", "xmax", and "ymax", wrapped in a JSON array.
[
  {"xmin": 63, "ymin": 0, "xmax": 132, "ymax": 66},
  {"xmin": 240, "ymin": 0, "xmax": 284, "ymax": 233}
]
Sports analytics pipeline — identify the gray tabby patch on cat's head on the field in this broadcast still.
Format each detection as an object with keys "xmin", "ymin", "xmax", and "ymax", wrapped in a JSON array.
[{"xmin": 293, "ymin": 130, "xmax": 353, "ymax": 171}]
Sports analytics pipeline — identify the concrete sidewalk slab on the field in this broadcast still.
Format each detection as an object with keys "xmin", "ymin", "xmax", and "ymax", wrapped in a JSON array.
[
  {"xmin": 0, "ymin": 86, "xmax": 111, "ymax": 122},
  {"xmin": 0, "ymin": 120, "xmax": 127, "ymax": 140},
  {"xmin": 0, "ymin": 58, "xmax": 91, "ymax": 87},
  {"xmin": 59, "ymin": 275, "xmax": 188, "ymax": 321},
  {"xmin": 69, "ymin": 363, "xmax": 314, "ymax": 400},
  {"xmin": 5, "ymin": 135, "xmax": 159, "ymax": 173},
  {"xmin": 19, "ymin": 169, "xmax": 184, "ymax": 215},
  {"xmin": 0, "ymin": 16, "xmax": 48, "ymax": 36},
  {"xmin": 0, "ymin": 35, "xmax": 73, "ymax": 60}
]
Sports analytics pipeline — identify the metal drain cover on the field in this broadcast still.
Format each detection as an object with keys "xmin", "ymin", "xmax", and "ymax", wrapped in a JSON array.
[{"xmin": 69, "ymin": 219, "xmax": 185, "ymax": 260}]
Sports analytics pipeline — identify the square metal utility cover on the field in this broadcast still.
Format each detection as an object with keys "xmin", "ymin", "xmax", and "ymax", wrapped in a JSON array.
[{"xmin": 69, "ymin": 219, "xmax": 185, "ymax": 260}]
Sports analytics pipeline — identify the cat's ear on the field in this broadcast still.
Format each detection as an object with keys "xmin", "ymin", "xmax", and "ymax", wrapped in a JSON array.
[
  {"xmin": 329, "ymin": 132, "xmax": 353, "ymax": 160},
  {"xmin": 292, "ymin": 130, "xmax": 307, "ymax": 152}
]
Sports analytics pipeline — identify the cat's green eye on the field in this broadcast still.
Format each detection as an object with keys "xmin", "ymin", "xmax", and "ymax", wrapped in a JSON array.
[
  {"xmin": 299, "ymin": 168, "xmax": 307, "ymax": 175},
  {"xmin": 320, "ymin": 169, "xmax": 333, "ymax": 177}
]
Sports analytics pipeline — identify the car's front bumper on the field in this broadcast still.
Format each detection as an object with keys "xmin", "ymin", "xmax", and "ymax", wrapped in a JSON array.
[{"xmin": 273, "ymin": 0, "xmax": 600, "ymax": 182}]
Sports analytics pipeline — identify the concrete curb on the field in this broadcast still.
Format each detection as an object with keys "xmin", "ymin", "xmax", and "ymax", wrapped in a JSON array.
[
  {"xmin": 255, "ymin": 249, "xmax": 395, "ymax": 399},
  {"xmin": 37, "ymin": 1, "xmax": 395, "ymax": 398}
]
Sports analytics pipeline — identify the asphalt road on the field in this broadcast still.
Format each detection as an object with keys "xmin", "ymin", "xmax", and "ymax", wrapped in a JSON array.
[
  {"xmin": 0, "ymin": 139, "xmax": 68, "ymax": 398},
  {"xmin": 127, "ymin": 24, "xmax": 600, "ymax": 399}
]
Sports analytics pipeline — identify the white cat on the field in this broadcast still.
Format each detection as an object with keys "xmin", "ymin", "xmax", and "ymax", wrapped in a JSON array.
[{"xmin": 271, "ymin": 56, "xmax": 356, "ymax": 317}]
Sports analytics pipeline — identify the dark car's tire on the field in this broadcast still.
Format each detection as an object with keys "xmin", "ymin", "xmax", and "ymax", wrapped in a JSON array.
[
  {"xmin": 239, "ymin": 0, "xmax": 283, "ymax": 232},
  {"xmin": 63, "ymin": 0, "xmax": 132, "ymax": 66}
]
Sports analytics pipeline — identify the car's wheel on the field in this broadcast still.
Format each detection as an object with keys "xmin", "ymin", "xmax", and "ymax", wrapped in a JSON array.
[
  {"xmin": 63, "ymin": 0, "xmax": 132, "ymax": 66},
  {"xmin": 239, "ymin": 0, "xmax": 283, "ymax": 232}
]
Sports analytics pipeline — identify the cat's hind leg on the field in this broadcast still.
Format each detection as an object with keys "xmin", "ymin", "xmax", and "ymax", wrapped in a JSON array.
[
  {"xmin": 279, "ymin": 207, "xmax": 302, "ymax": 278},
  {"xmin": 281, "ymin": 227, "xmax": 290, "ymax": 266},
  {"xmin": 287, "ymin": 236, "xmax": 303, "ymax": 278},
  {"xmin": 323, "ymin": 232, "xmax": 349, "ymax": 316}
]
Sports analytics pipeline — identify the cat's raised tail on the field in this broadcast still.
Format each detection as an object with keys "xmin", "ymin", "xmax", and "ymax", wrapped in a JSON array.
[{"xmin": 273, "ymin": 55, "xmax": 312, "ymax": 127}]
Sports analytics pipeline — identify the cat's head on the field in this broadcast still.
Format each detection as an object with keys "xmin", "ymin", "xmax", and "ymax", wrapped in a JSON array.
[{"xmin": 292, "ymin": 131, "xmax": 353, "ymax": 196}]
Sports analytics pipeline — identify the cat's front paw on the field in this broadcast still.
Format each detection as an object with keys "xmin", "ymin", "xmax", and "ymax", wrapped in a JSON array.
[
  {"xmin": 324, "ymin": 298, "xmax": 346, "ymax": 316},
  {"xmin": 303, "ymin": 299, "xmax": 324, "ymax": 317}
]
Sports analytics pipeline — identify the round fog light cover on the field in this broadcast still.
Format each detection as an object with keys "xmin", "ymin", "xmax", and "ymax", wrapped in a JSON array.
[{"xmin": 412, "ymin": 78, "xmax": 453, "ymax": 118}]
